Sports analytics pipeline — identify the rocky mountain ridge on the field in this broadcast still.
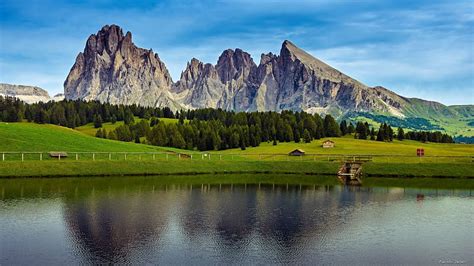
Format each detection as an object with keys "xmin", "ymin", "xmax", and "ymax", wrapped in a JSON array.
[
  {"xmin": 0, "ymin": 83, "xmax": 63, "ymax": 103},
  {"xmin": 64, "ymin": 25, "xmax": 180, "ymax": 110},
  {"xmin": 59, "ymin": 25, "xmax": 471, "ymax": 123}
]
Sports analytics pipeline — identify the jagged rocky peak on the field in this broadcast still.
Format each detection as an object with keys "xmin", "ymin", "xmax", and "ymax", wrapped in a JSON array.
[
  {"xmin": 64, "ymin": 26, "xmax": 442, "ymax": 119},
  {"xmin": 216, "ymin": 48, "xmax": 257, "ymax": 83},
  {"xmin": 64, "ymin": 24, "xmax": 179, "ymax": 109}
]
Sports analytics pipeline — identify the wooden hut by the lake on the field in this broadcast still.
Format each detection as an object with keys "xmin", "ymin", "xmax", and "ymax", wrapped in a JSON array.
[
  {"xmin": 322, "ymin": 140, "xmax": 335, "ymax": 148},
  {"xmin": 289, "ymin": 149, "xmax": 305, "ymax": 156}
]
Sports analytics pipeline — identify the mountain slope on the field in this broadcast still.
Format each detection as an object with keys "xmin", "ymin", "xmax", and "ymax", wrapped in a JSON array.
[
  {"xmin": 61, "ymin": 25, "xmax": 472, "ymax": 135},
  {"xmin": 0, "ymin": 122, "xmax": 179, "ymax": 152},
  {"xmin": 0, "ymin": 83, "xmax": 63, "ymax": 103},
  {"xmin": 64, "ymin": 25, "xmax": 180, "ymax": 109}
]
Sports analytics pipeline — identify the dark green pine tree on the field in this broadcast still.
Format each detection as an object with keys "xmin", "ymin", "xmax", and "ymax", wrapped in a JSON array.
[
  {"xmin": 397, "ymin": 127, "xmax": 405, "ymax": 141},
  {"xmin": 376, "ymin": 123, "xmax": 385, "ymax": 141},
  {"xmin": 339, "ymin": 120, "xmax": 348, "ymax": 135},
  {"xmin": 323, "ymin": 115, "xmax": 341, "ymax": 137},
  {"xmin": 95, "ymin": 128, "xmax": 103, "ymax": 138},
  {"xmin": 94, "ymin": 114, "xmax": 103, "ymax": 128},
  {"xmin": 303, "ymin": 129, "xmax": 312, "ymax": 143},
  {"xmin": 347, "ymin": 122, "xmax": 355, "ymax": 134},
  {"xmin": 370, "ymin": 128, "xmax": 376, "ymax": 140}
]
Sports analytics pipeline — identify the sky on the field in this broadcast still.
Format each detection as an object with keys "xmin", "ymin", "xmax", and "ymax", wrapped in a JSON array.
[{"xmin": 0, "ymin": 0, "xmax": 473, "ymax": 105}]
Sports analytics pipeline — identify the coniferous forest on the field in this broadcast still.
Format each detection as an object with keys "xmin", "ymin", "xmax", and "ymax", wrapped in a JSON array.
[{"xmin": 0, "ymin": 96, "xmax": 454, "ymax": 151}]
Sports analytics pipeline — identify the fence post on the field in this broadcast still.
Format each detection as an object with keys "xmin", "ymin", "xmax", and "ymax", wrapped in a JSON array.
[
  {"xmin": 190, "ymin": 154, "xmax": 193, "ymax": 160},
  {"xmin": 202, "ymin": 154, "xmax": 204, "ymax": 160},
  {"xmin": 209, "ymin": 154, "xmax": 211, "ymax": 160},
  {"xmin": 139, "ymin": 154, "xmax": 141, "ymax": 160},
  {"xmin": 178, "ymin": 153, "xmax": 180, "ymax": 160},
  {"xmin": 2, "ymin": 153, "xmax": 4, "ymax": 161},
  {"xmin": 125, "ymin": 153, "xmax": 127, "ymax": 160},
  {"xmin": 76, "ymin": 153, "xmax": 78, "ymax": 161},
  {"xmin": 109, "ymin": 153, "xmax": 111, "ymax": 160},
  {"xmin": 22, "ymin": 153, "xmax": 24, "ymax": 162},
  {"xmin": 153, "ymin": 154, "xmax": 155, "ymax": 160},
  {"xmin": 166, "ymin": 153, "xmax": 169, "ymax": 160},
  {"xmin": 220, "ymin": 155, "xmax": 222, "ymax": 160},
  {"xmin": 40, "ymin": 153, "xmax": 42, "ymax": 161},
  {"xmin": 93, "ymin": 153, "xmax": 95, "ymax": 161},
  {"xmin": 59, "ymin": 154, "xmax": 61, "ymax": 161}
]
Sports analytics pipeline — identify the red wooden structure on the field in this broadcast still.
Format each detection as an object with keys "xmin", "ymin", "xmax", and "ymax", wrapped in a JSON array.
[{"xmin": 416, "ymin": 148, "xmax": 425, "ymax": 157}]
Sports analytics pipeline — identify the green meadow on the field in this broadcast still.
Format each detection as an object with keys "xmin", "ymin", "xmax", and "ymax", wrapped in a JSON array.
[{"xmin": 0, "ymin": 122, "xmax": 473, "ymax": 181}]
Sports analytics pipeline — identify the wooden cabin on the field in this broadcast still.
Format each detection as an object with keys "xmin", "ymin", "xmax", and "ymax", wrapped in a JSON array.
[
  {"xmin": 289, "ymin": 149, "xmax": 305, "ymax": 156},
  {"xmin": 322, "ymin": 140, "xmax": 335, "ymax": 148},
  {"xmin": 49, "ymin": 152, "xmax": 68, "ymax": 158}
]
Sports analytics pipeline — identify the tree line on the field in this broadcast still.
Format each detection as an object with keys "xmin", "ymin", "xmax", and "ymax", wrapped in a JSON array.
[{"xmin": 0, "ymin": 96, "xmax": 454, "ymax": 151}]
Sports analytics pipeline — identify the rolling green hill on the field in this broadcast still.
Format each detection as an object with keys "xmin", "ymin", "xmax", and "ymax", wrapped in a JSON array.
[
  {"xmin": 2, "ymin": 122, "xmax": 472, "ymax": 157},
  {"xmin": 212, "ymin": 135, "xmax": 474, "ymax": 157},
  {"xmin": 0, "ymin": 122, "xmax": 184, "ymax": 153}
]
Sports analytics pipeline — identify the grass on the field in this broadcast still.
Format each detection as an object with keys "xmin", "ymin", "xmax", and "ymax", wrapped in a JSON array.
[
  {"xmin": 0, "ymin": 160, "xmax": 472, "ymax": 180},
  {"xmin": 213, "ymin": 135, "xmax": 474, "ymax": 157},
  {"xmin": 0, "ymin": 122, "xmax": 473, "ymax": 182},
  {"xmin": 0, "ymin": 160, "xmax": 340, "ymax": 177},
  {"xmin": 0, "ymin": 122, "xmax": 187, "ymax": 153}
]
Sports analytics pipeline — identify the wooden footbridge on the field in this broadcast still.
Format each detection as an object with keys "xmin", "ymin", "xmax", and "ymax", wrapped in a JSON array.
[{"xmin": 337, "ymin": 156, "xmax": 372, "ymax": 186}]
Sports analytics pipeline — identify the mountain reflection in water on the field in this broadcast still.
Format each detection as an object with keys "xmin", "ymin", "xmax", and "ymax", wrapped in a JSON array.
[{"xmin": 0, "ymin": 176, "xmax": 472, "ymax": 265}]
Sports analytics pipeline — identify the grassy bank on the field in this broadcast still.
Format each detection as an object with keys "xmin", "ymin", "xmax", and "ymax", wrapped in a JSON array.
[
  {"xmin": 0, "ymin": 160, "xmax": 472, "ymax": 179},
  {"xmin": 0, "ymin": 160, "xmax": 339, "ymax": 177}
]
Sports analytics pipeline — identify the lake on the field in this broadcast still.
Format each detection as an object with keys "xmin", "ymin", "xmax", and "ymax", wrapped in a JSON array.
[{"xmin": 0, "ymin": 175, "xmax": 472, "ymax": 265}]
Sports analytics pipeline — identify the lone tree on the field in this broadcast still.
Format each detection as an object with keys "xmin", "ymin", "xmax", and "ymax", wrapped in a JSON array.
[
  {"xmin": 397, "ymin": 127, "xmax": 404, "ymax": 141},
  {"xmin": 303, "ymin": 129, "xmax": 312, "ymax": 143},
  {"xmin": 94, "ymin": 114, "xmax": 103, "ymax": 128}
]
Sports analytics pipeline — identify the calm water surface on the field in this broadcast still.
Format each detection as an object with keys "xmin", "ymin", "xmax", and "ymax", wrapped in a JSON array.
[{"xmin": 0, "ymin": 176, "xmax": 473, "ymax": 265}]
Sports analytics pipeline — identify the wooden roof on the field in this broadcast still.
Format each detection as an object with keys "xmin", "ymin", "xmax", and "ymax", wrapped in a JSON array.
[{"xmin": 290, "ymin": 149, "xmax": 305, "ymax": 153}]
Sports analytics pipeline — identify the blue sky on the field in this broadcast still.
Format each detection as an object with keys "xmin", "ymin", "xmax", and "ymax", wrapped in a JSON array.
[{"xmin": 0, "ymin": 0, "xmax": 473, "ymax": 105}]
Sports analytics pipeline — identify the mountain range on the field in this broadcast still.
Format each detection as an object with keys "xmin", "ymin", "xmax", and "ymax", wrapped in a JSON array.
[
  {"xmin": 3, "ymin": 24, "xmax": 473, "ymax": 136},
  {"xmin": 0, "ymin": 83, "xmax": 63, "ymax": 104}
]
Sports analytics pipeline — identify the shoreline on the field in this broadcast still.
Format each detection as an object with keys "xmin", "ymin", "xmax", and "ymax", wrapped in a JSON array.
[{"xmin": 0, "ymin": 160, "xmax": 472, "ymax": 179}]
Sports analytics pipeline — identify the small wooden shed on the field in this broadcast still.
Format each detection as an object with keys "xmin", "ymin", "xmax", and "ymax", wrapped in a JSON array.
[
  {"xmin": 322, "ymin": 140, "xmax": 335, "ymax": 148},
  {"xmin": 289, "ymin": 149, "xmax": 305, "ymax": 156},
  {"xmin": 49, "ymin": 152, "xmax": 68, "ymax": 158}
]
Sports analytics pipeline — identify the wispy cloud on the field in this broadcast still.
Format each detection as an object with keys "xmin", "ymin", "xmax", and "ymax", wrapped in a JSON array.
[{"xmin": 0, "ymin": 0, "xmax": 472, "ymax": 105}]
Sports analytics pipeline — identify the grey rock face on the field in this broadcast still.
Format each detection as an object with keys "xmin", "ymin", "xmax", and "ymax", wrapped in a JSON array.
[
  {"xmin": 172, "ymin": 49, "xmax": 259, "ymax": 111},
  {"xmin": 64, "ymin": 24, "xmax": 180, "ymax": 109},
  {"xmin": 174, "ymin": 40, "xmax": 408, "ymax": 117},
  {"xmin": 0, "ymin": 83, "xmax": 55, "ymax": 103},
  {"xmin": 63, "ymin": 25, "xmax": 435, "ymax": 118}
]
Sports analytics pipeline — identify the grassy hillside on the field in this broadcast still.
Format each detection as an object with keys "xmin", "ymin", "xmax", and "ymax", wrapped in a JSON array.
[
  {"xmin": 0, "ymin": 122, "xmax": 472, "ymax": 179},
  {"xmin": 2, "ymin": 122, "xmax": 472, "ymax": 157},
  {"xmin": 0, "ymin": 122, "xmax": 185, "ymax": 153},
  {"xmin": 213, "ymin": 135, "xmax": 474, "ymax": 157}
]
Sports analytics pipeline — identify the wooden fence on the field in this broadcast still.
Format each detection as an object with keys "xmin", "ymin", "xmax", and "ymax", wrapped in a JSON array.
[{"xmin": 0, "ymin": 152, "xmax": 472, "ymax": 164}]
